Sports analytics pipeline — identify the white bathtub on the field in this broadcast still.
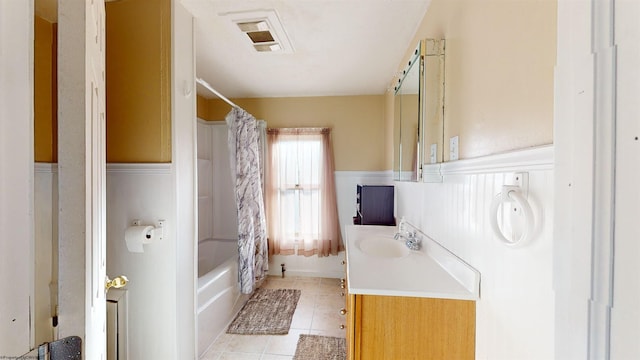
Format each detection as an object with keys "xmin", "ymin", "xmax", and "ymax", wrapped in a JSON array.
[{"xmin": 197, "ymin": 238, "xmax": 243, "ymax": 357}]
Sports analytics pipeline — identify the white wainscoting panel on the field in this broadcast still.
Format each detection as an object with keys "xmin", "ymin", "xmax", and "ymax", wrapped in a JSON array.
[
  {"xmin": 267, "ymin": 253, "xmax": 346, "ymax": 279},
  {"xmin": 34, "ymin": 164, "xmax": 57, "ymax": 346},
  {"xmin": 106, "ymin": 164, "xmax": 177, "ymax": 359},
  {"xmin": 40, "ymin": 162, "xmax": 200, "ymax": 356},
  {"xmin": 396, "ymin": 147, "xmax": 555, "ymax": 360}
]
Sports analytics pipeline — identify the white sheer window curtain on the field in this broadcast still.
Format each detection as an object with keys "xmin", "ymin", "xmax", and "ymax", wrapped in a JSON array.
[{"xmin": 265, "ymin": 128, "xmax": 343, "ymax": 257}]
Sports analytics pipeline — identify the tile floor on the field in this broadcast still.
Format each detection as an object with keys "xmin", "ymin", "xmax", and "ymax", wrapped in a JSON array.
[{"xmin": 200, "ymin": 276, "xmax": 347, "ymax": 360}]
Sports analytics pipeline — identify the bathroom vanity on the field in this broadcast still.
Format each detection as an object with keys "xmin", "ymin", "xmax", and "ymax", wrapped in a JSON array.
[{"xmin": 343, "ymin": 225, "xmax": 480, "ymax": 360}]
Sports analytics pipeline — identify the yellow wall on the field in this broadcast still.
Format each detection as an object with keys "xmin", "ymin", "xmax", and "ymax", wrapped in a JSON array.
[
  {"xmin": 388, "ymin": 0, "xmax": 556, "ymax": 161},
  {"xmin": 34, "ymin": 16, "xmax": 57, "ymax": 163},
  {"xmin": 385, "ymin": 90, "xmax": 395, "ymax": 170},
  {"xmin": 199, "ymin": 96, "xmax": 386, "ymax": 171},
  {"xmin": 106, "ymin": 0, "xmax": 171, "ymax": 163},
  {"xmin": 197, "ymin": 94, "xmax": 210, "ymax": 120}
]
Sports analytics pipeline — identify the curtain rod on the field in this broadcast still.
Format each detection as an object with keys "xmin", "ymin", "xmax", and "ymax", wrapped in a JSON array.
[
  {"xmin": 196, "ymin": 78, "xmax": 238, "ymax": 109},
  {"xmin": 267, "ymin": 127, "xmax": 331, "ymax": 135}
]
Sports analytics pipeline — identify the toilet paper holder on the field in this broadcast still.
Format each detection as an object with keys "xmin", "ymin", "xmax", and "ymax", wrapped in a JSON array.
[
  {"xmin": 125, "ymin": 219, "xmax": 165, "ymax": 253},
  {"xmin": 132, "ymin": 219, "xmax": 164, "ymax": 241}
]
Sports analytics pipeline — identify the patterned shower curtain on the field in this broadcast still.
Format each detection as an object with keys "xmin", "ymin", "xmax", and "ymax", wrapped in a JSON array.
[{"xmin": 226, "ymin": 107, "xmax": 268, "ymax": 294}]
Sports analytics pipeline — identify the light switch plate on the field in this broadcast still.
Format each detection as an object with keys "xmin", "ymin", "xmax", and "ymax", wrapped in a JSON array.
[
  {"xmin": 449, "ymin": 136, "xmax": 459, "ymax": 161},
  {"xmin": 430, "ymin": 144, "xmax": 437, "ymax": 164}
]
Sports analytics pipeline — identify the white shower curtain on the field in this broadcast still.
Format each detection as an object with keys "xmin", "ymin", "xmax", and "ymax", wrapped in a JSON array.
[{"xmin": 226, "ymin": 107, "xmax": 268, "ymax": 294}]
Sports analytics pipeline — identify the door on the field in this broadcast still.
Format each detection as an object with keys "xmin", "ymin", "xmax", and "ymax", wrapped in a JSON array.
[
  {"xmin": 57, "ymin": 0, "xmax": 108, "ymax": 358},
  {"xmin": 0, "ymin": 1, "xmax": 35, "ymax": 356},
  {"xmin": 86, "ymin": 0, "xmax": 108, "ymax": 357}
]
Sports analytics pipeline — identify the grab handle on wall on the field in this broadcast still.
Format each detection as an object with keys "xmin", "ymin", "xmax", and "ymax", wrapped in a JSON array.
[{"xmin": 489, "ymin": 185, "xmax": 534, "ymax": 247}]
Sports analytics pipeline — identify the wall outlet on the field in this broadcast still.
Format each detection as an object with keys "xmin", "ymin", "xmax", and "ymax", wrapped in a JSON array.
[
  {"xmin": 449, "ymin": 136, "xmax": 459, "ymax": 161},
  {"xmin": 430, "ymin": 144, "xmax": 437, "ymax": 164}
]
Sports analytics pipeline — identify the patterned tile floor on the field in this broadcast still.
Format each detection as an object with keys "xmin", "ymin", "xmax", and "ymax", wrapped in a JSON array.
[{"xmin": 200, "ymin": 276, "xmax": 346, "ymax": 360}]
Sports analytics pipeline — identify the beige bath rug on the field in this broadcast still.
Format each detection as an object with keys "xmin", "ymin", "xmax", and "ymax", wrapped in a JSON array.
[
  {"xmin": 226, "ymin": 288, "xmax": 301, "ymax": 335},
  {"xmin": 293, "ymin": 334, "xmax": 347, "ymax": 360}
]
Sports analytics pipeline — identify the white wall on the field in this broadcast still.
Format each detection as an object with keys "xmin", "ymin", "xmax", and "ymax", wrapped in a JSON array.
[
  {"xmin": 197, "ymin": 120, "xmax": 239, "ymax": 243},
  {"xmin": 395, "ymin": 147, "xmax": 555, "ymax": 359},
  {"xmin": 610, "ymin": 0, "xmax": 640, "ymax": 357},
  {"xmin": 553, "ymin": 0, "xmax": 640, "ymax": 357},
  {"xmin": 552, "ymin": 0, "xmax": 635, "ymax": 357}
]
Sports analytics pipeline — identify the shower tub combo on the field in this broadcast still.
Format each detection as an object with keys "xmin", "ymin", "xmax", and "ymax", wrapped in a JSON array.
[
  {"xmin": 196, "ymin": 119, "xmax": 266, "ymax": 356},
  {"xmin": 197, "ymin": 238, "xmax": 244, "ymax": 357}
]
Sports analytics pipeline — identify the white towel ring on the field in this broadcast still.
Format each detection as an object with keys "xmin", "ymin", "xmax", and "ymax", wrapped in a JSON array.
[{"xmin": 489, "ymin": 186, "xmax": 534, "ymax": 247}]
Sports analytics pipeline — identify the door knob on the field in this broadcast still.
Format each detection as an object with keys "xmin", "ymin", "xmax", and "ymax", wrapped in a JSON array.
[{"xmin": 105, "ymin": 275, "xmax": 129, "ymax": 291}]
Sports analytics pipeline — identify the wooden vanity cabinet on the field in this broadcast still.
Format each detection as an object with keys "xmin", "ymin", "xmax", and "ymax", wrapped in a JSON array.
[{"xmin": 345, "ymin": 293, "xmax": 475, "ymax": 360}]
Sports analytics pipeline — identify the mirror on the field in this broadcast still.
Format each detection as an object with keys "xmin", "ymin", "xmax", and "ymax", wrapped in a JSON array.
[
  {"xmin": 393, "ymin": 43, "xmax": 422, "ymax": 182},
  {"xmin": 393, "ymin": 39, "xmax": 445, "ymax": 182},
  {"xmin": 421, "ymin": 39, "xmax": 445, "ymax": 169}
]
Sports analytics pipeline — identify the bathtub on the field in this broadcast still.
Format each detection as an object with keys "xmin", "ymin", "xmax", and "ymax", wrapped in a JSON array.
[{"xmin": 197, "ymin": 238, "xmax": 243, "ymax": 357}]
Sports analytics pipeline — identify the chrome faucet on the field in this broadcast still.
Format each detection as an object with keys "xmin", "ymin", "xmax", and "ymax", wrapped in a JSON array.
[
  {"xmin": 394, "ymin": 229, "xmax": 422, "ymax": 251},
  {"xmin": 404, "ymin": 231, "xmax": 422, "ymax": 250}
]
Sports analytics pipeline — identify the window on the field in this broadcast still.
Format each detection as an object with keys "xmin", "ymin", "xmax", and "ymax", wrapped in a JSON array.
[{"xmin": 265, "ymin": 128, "xmax": 343, "ymax": 257}]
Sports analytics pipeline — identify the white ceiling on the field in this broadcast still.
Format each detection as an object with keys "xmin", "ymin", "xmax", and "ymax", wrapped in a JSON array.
[
  {"xmin": 36, "ymin": 0, "xmax": 430, "ymax": 99},
  {"xmin": 182, "ymin": 0, "xmax": 431, "ymax": 99}
]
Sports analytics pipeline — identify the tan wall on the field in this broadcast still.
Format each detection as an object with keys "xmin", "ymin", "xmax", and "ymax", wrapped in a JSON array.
[
  {"xmin": 106, "ymin": 0, "xmax": 171, "ymax": 163},
  {"xmin": 384, "ymin": 89, "xmax": 395, "ymax": 170},
  {"xmin": 199, "ymin": 96, "xmax": 386, "ymax": 171},
  {"xmin": 388, "ymin": 0, "xmax": 556, "ymax": 161},
  {"xmin": 34, "ymin": 16, "xmax": 57, "ymax": 163},
  {"xmin": 196, "ymin": 94, "xmax": 210, "ymax": 120}
]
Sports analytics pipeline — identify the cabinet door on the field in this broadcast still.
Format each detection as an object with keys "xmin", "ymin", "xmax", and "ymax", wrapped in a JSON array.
[{"xmin": 358, "ymin": 295, "xmax": 475, "ymax": 360}]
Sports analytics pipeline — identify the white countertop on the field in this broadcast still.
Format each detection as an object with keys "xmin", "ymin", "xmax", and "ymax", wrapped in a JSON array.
[{"xmin": 345, "ymin": 224, "xmax": 480, "ymax": 301}]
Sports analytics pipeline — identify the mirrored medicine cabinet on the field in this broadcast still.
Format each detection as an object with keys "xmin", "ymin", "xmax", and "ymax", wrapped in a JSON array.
[{"xmin": 393, "ymin": 39, "xmax": 445, "ymax": 182}]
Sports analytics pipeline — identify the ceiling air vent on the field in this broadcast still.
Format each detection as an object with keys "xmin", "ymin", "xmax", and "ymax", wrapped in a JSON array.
[{"xmin": 220, "ymin": 9, "xmax": 294, "ymax": 53}]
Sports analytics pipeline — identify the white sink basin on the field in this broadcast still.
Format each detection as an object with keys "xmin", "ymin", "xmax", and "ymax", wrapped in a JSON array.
[
  {"xmin": 356, "ymin": 236, "xmax": 410, "ymax": 258},
  {"xmin": 345, "ymin": 225, "xmax": 481, "ymax": 300}
]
